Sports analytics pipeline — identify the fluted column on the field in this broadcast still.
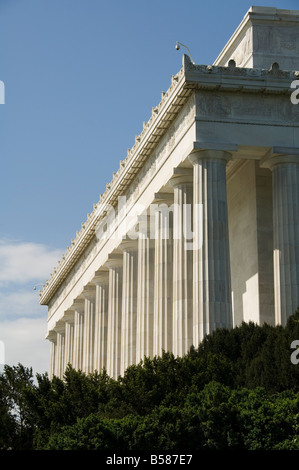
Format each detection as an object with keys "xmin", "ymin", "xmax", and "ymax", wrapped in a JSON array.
[
  {"xmin": 120, "ymin": 239, "xmax": 138, "ymax": 376},
  {"xmin": 48, "ymin": 332, "xmax": 57, "ymax": 379},
  {"xmin": 136, "ymin": 214, "xmax": 155, "ymax": 363},
  {"xmin": 73, "ymin": 299, "xmax": 84, "ymax": 371},
  {"xmin": 82, "ymin": 286, "xmax": 96, "ymax": 374},
  {"xmin": 188, "ymin": 149, "xmax": 232, "ymax": 346},
  {"xmin": 54, "ymin": 321, "xmax": 65, "ymax": 378},
  {"xmin": 152, "ymin": 193, "xmax": 174, "ymax": 356},
  {"xmin": 106, "ymin": 254, "xmax": 123, "ymax": 379},
  {"xmin": 169, "ymin": 169, "xmax": 193, "ymax": 357},
  {"xmin": 92, "ymin": 270, "xmax": 109, "ymax": 373},
  {"xmin": 262, "ymin": 152, "xmax": 299, "ymax": 324},
  {"xmin": 64, "ymin": 310, "xmax": 74, "ymax": 369}
]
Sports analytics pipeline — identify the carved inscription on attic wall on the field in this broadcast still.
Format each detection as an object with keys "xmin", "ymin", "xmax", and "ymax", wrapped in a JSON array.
[
  {"xmin": 253, "ymin": 25, "xmax": 299, "ymax": 54},
  {"xmin": 196, "ymin": 91, "xmax": 299, "ymax": 124}
]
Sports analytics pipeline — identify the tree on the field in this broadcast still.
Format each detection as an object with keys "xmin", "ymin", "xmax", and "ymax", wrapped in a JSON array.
[
  {"xmin": 0, "ymin": 363, "xmax": 35, "ymax": 449},
  {"xmin": 0, "ymin": 380, "xmax": 15, "ymax": 449}
]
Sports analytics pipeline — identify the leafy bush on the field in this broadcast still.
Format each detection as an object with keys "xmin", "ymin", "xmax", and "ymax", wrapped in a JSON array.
[{"xmin": 1, "ymin": 308, "xmax": 299, "ymax": 450}]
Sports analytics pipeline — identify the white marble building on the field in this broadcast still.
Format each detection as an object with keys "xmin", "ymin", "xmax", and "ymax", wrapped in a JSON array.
[{"xmin": 40, "ymin": 6, "xmax": 299, "ymax": 379}]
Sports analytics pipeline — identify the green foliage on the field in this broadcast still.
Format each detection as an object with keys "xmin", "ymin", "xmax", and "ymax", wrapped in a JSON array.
[
  {"xmin": 0, "ymin": 381, "xmax": 15, "ymax": 449},
  {"xmin": 0, "ymin": 363, "xmax": 35, "ymax": 449},
  {"xmin": 2, "ymin": 308, "xmax": 299, "ymax": 450},
  {"xmin": 39, "ymin": 382, "xmax": 299, "ymax": 451},
  {"xmin": 43, "ymin": 414, "xmax": 125, "ymax": 450}
]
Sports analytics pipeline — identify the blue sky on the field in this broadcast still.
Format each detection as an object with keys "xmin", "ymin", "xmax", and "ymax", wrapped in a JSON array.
[{"xmin": 0, "ymin": 0, "xmax": 298, "ymax": 375}]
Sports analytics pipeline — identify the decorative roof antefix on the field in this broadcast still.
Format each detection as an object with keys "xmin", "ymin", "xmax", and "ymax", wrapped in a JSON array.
[
  {"xmin": 39, "ymin": 54, "xmax": 299, "ymax": 305},
  {"xmin": 183, "ymin": 55, "xmax": 299, "ymax": 91}
]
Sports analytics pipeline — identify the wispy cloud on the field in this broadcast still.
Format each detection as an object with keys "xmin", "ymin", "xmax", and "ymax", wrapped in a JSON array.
[
  {"xmin": 0, "ymin": 239, "xmax": 62, "ymax": 373},
  {"xmin": 0, "ymin": 239, "xmax": 62, "ymax": 284},
  {"xmin": 0, "ymin": 289, "xmax": 46, "ymax": 319},
  {"xmin": 0, "ymin": 317, "xmax": 49, "ymax": 374}
]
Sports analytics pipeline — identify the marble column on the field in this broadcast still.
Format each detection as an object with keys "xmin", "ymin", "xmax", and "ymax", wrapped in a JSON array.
[
  {"xmin": 169, "ymin": 169, "xmax": 193, "ymax": 357},
  {"xmin": 120, "ymin": 239, "xmax": 138, "ymax": 376},
  {"xmin": 106, "ymin": 254, "xmax": 123, "ymax": 379},
  {"xmin": 82, "ymin": 286, "xmax": 96, "ymax": 374},
  {"xmin": 48, "ymin": 332, "xmax": 57, "ymax": 379},
  {"xmin": 64, "ymin": 310, "xmax": 75, "ymax": 369},
  {"xmin": 73, "ymin": 299, "xmax": 84, "ymax": 371},
  {"xmin": 152, "ymin": 193, "xmax": 174, "ymax": 356},
  {"xmin": 188, "ymin": 149, "xmax": 232, "ymax": 346},
  {"xmin": 92, "ymin": 270, "xmax": 109, "ymax": 373},
  {"xmin": 136, "ymin": 214, "xmax": 155, "ymax": 363},
  {"xmin": 262, "ymin": 152, "xmax": 299, "ymax": 325},
  {"xmin": 54, "ymin": 321, "xmax": 65, "ymax": 378}
]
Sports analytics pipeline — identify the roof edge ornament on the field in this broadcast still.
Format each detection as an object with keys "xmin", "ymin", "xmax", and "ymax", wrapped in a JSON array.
[{"xmin": 182, "ymin": 53, "xmax": 193, "ymax": 71}]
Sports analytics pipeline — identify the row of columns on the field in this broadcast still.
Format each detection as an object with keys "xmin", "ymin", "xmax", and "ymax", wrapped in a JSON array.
[{"xmin": 48, "ymin": 148, "xmax": 299, "ymax": 379}]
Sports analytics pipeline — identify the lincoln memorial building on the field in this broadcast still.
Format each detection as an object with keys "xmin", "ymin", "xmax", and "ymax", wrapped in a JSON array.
[{"xmin": 40, "ymin": 6, "xmax": 299, "ymax": 379}]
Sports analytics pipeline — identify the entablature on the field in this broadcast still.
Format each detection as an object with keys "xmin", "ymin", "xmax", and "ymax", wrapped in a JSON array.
[{"xmin": 40, "ymin": 53, "xmax": 299, "ymax": 307}]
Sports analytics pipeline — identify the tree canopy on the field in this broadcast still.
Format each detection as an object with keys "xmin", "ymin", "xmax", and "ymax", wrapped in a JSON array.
[{"xmin": 1, "ymin": 308, "xmax": 299, "ymax": 450}]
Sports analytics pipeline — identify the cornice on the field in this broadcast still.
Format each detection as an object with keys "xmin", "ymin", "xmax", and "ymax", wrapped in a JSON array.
[
  {"xmin": 183, "ymin": 55, "xmax": 299, "ymax": 93},
  {"xmin": 40, "ymin": 54, "xmax": 298, "ymax": 306}
]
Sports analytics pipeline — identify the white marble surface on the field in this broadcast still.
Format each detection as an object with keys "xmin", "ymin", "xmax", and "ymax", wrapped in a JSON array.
[{"xmin": 45, "ymin": 7, "xmax": 299, "ymax": 378}]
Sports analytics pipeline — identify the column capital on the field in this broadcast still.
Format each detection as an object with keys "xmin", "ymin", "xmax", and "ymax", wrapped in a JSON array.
[
  {"xmin": 153, "ymin": 192, "xmax": 173, "ymax": 205},
  {"xmin": 188, "ymin": 148, "xmax": 232, "ymax": 165},
  {"xmin": 72, "ymin": 298, "xmax": 85, "ymax": 313},
  {"xmin": 63, "ymin": 309, "xmax": 75, "ymax": 322},
  {"xmin": 190, "ymin": 141, "xmax": 238, "ymax": 153},
  {"xmin": 168, "ymin": 167, "xmax": 193, "ymax": 187},
  {"xmin": 119, "ymin": 238, "xmax": 138, "ymax": 252},
  {"xmin": 104, "ymin": 253, "xmax": 123, "ymax": 269},
  {"xmin": 92, "ymin": 269, "xmax": 109, "ymax": 285},
  {"xmin": 54, "ymin": 320, "xmax": 65, "ymax": 334},
  {"xmin": 82, "ymin": 285, "xmax": 96, "ymax": 301},
  {"xmin": 46, "ymin": 330, "xmax": 57, "ymax": 341},
  {"xmin": 260, "ymin": 147, "xmax": 299, "ymax": 170}
]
